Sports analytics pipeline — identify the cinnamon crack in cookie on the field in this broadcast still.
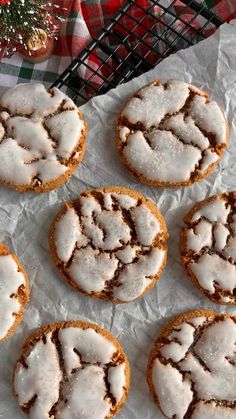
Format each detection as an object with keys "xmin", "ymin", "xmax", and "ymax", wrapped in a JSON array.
[
  {"xmin": 14, "ymin": 321, "xmax": 130, "ymax": 419},
  {"xmin": 147, "ymin": 310, "xmax": 236, "ymax": 419},
  {"xmin": 0, "ymin": 244, "xmax": 29, "ymax": 343},
  {"xmin": 117, "ymin": 80, "xmax": 228, "ymax": 187},
  {"xmin": 181, "ymin": 191, "xmax": 236, "ymax": 304},
  {"xmin": 0, "ymin": 83, "xmax": 87, "ymax": 192},
  {"xmin": 49, "ymin": 186, "xmax": 168, "ymax": 303}
]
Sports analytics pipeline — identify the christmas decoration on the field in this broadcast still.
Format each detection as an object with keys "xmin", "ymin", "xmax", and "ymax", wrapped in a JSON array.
[
  {"xmin": 20, "ymin": 29, "xmax": 55, "ymax": 63},
  {"xmin": 0, "ymin": 0, "xmax": 66, "ymax": 58}
]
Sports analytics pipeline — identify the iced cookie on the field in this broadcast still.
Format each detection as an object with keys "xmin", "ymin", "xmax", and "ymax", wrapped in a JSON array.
[
  {"xmin": 0, "ymin": 244, "xmax": 29, "ymax": 344},
  {"xmin": 117, "ymin": 79, "xmax": 228, "ymax": 187},
  {"xmin": 49, "ymin": 185, "xmax": 168, "ymax": 303},
  {"xmin": 0, "ymin": 83, "xmax": 87, "ymax": 192},
  {"xmin": 181, "ymin": 191, "xmax": 236, "ymax": 304},
  {"xmin": 147, "ymin": 309, "xmax": 236, "ymax": 419},
  {"xmin": 14, "ymin": 321, "xmax": 130, "ymax": 419}
]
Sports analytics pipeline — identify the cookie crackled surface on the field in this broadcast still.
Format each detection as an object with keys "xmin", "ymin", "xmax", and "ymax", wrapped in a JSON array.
[
  {"xmin": 49, "ymin": 186, "xmax": 168, "ymax": 303},
  {"xmin": 181, "ymin": 191, "xmax": 236, "ymax": 304},
  {"xmin": 13, "ymin": 321, "xmax": 130, "ymax": 419},
  {"xmin": 147, "ymin": 309, "xmax": 236, "ymax": 419},
  {"xmin": 0, "ymin": 244, "xmax": 29, "ymax": 344},
  {"xmin": 117, "ymin": 79, "xmax": 228, "ymax": 187},
  {"xmin": 0, "ymin": 83, "xmax": 87, "ymax": 192}
]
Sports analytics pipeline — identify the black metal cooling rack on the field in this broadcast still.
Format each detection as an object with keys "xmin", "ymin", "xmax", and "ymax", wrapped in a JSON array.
[{"xmin": 52, "ymin": 0, "xmax": 223, "ymax": 104}]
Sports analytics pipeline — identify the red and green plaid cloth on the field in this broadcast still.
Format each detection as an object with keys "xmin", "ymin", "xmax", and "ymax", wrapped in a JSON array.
[{"xmin": 0, "ymin": 0, "xmax": 235, "ymax": 98}]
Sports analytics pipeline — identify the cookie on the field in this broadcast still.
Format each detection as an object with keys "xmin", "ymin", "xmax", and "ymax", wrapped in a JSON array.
[
  {"xmin": 0, "ymin": 244, "xmax": 29, "ymax": 344},
  {"xmin": 181, "ymin": 191, "xmax": 236, "ymax": 304},
  {"xmin": 116, "ymin": 79, "xmax": 228, "ymax": 187},
  {"xmin": 147, "ymin": 309, "xmax": 236, "ymax": 419},
  {"xmin": 0, "ymin": 83, "xmax": 87, "ymax": 192},
  {"xmin": 49, "ymin": 185, "xmax": 168, "ymax": 303},
  {"xmin": 14, "ymin": 321, "xmax": 130, "ymax": 419}
]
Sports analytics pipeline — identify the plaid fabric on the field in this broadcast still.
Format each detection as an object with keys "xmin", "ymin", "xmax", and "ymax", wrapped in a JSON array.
[{"xmin": 0, "ymin": 0, "xmax": 235, "ymax": 98}]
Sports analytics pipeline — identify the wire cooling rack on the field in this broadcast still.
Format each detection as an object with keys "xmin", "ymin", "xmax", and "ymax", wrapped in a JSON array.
[{"xmin": 52, "ymin": 0, "xmax": 223, "ymax": 104}]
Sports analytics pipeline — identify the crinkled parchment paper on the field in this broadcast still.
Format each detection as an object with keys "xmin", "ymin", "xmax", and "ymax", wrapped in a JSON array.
[{"xmin": 1, "ymin": 21, "xmax": 236, "ymax": 419}]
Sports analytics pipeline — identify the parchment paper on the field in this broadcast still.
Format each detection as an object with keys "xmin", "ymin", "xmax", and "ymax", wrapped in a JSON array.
[{"xmin": 1, "ymin": 21, "xmax": 236, "ymax": 419}]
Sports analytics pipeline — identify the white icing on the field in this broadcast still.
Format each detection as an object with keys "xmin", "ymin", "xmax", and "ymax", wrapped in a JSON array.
[
  {"xmin": 191, "ymin": 197, "xmax": 230, "ymax": 223},
  {"xmin": 57, "ymin": 366, "xmax": 111, "ymax": 419},
  {"xmin": 79, "ymin": 199, "xmax": 132, "ymax": 251},
  {"xmin": 151, "ymin": 316, "xmax": 236, "ymax": 419},
  {"xmin": 68, "ymin": 246, "xmax": 118, "ymax": 293},
  {"xmin": 192, "ymin": 401, "xmax": 236, "ymax": 419},
  {"xmin": 122, "ymin": 80, "xmax": 190, "ymax": 129},
  {"xmin": 53, "ymin": 190, "xmax": 167, "ymax": 302},
  {"xmin": 80, "ymin": 195, "xmax": 101, "ymax": 217},
  {"xmin": 115, "ymin": 245, "xmax": 140, "ymax": 263},
  {"xmin": 0, "ymin": 123, "xmax": 4, "ymax": 141},
  {"xmin": 123, "ymin": 130, "xmax": 201, "ymax": 183},
  {"xmin": 160, "ymin": 323, "xmax": 195, "ymax": 362},
  {"xmin": 15, "ymin": 325, "xmax": 127, "ymax": 419},
  {"xmin": 131, "ymin": 204, "xmax": 160, "ymax": 246},
  {"xmin": 186, "ymin": 220, "xmax": 212, "ymax": 252},
  {"xmin": 59, "ymin": 327, "xmax": 116, "ymax": 375},
  {"xmin": 112, "ymin": 193, "xmax": 137, "ymax": 209},
  {"xmin": 113, "ymin": 248, "xmax": 165, "ymax": 302},
  {"xmin": 0, "ymin": 83, "xmax": 85, "ymax": 188},
  {"xmin": 163, "ymin": 113, "xmax": 209, "ymax": 150},
  {"xmin": 184, "ymin": 194, "xmax": 236, "ymax": 302},
  {"xmin": 0, "ymin": 255, "xmax": 26, "ymax": 341},
  {"xmin": 187, "ymin": 316, "xmax": 206, "ymax": 327},
  {"xmin": 221, "ymin": 296, "xmax": 234, "ymax": 303},
  {"xmin": 6, "ymin": 116, "xmax": 53, "ymax": 154},
  {"xmin": 45, "ymin": 110, "xmax": 83, "ymax": 159},
  {"xmin": 119, "ymin": 126, "xmax": 130, "ymax": 142},
  {"xmin": 223, "ymin": 236, "xmax": 236, "ymax": 261},
  {"xmin": 14, "ymin": 333, "xmax": 62, "ymax": 419},
  {"xmin": 0, "ymin": 138, "xmax": 41, "ymax": 184},
  {"xmin": 33, "ymin": 159, "xmax": 68, "ymax": 183},
  {"xmin": 180, "ymin": 319, "xmax": 236, "ymax": 401},
  {"xmin": 0, "ymin": 83, "xmax": 75, "ymax": 117},
  {"xmin": 152, "ymin": 358, "xmax": 193, "ymax": 418},
  {"xmin": 54, "ymin": 207, "xmax": 88, "ymax": 263},
  {"xmin": 214, "ymin": 223, "xmax": 229, "ymax": 251},
  {"xmin": 190, "ymin": 253, "xmax": 236, "ymax": 293},
  {"xmin": 119, "ymin": 80, "xmax": 227, "ymax": 184},
  {"xmin": 108, "ymin": 364, "xmax": 126, "ymax": 402},
  {"xmin": 189, "ymin": 94, "xmax": 227, "ymax": 144},
  {"xmin": 103, "ymin": 193, "xmax": 113, "ymax": 210},
  {"xmin": 199, "ymin": 149, "xmax": 219, "ymax": 173},
  {"xmin": 0, "ymin": 111, "xmax": 10, "ymax": 121},
  {"xmin": 95, "ymin": 210, "xmax": 131, "ymax": 250}
]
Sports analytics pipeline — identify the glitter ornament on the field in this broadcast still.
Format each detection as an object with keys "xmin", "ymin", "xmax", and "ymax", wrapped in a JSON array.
[{"xmin": 20, "ymin": 28, "xmax": 54, "ymax": 63}]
